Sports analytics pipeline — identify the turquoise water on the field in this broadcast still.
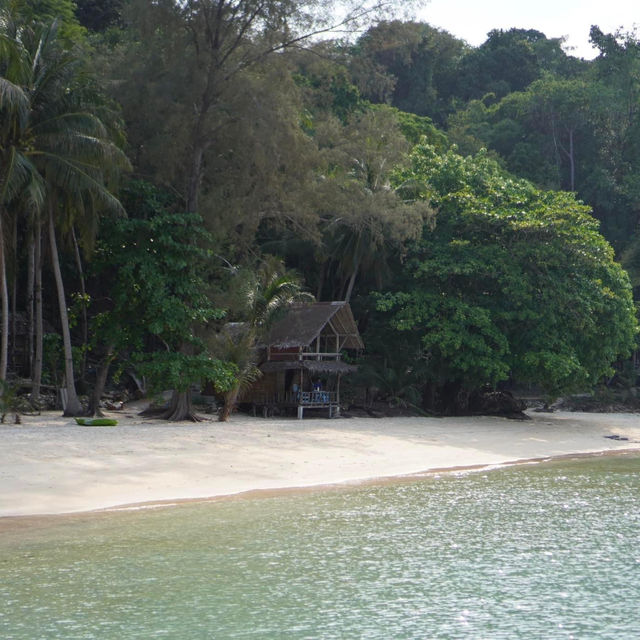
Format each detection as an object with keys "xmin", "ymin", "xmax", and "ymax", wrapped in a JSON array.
[{"xmin": 1, "ymin": 454, "xmax": 639, "ymax": 639}]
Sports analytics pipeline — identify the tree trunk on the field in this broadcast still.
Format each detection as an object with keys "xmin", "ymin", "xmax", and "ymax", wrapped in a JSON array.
[
  {"xmin": 27, "ymin": 232, "xmax": 35, "ymax": 378},
  {"xmin": 568, "ymin": 128, "xmax": 575, "ymax": 192},
  {"xmin": 186, "ymin": 53, "xmax": 217, "ymax": 214},
  {"xmin": 32, "ymin": 222, "xmax": 43, "ymax": 402},
  {"xmin": 315, "ymin": 263, "xmax": 326, "ymax": 301},
  {"xmin": 343, "ymin": 255, "xmax": 360, "ymax": 303},
  {"xmin": 219, "ymin": 385, "xmax": 240, "ymax": 422},
  {"xmin": 550, "ymin": 113, "xmax": 563, "ymax": 187},
  {"xmin": 187, "ymin": 140, "xmax": 204, "ymax": 213},
  {"xmin": 71, "ymin": 226, "xmax": 88, "ymax": 384},
  {"xmin": 86, "ymin": 343, "xmax": 116, "ymax": 417},
  {"xmin": 48, "ymin": 208, "xmax": 83, "ymax": 416},
  {"xmin": 10, "ymin": 219, "xmax": 17, "ymax": 370},
  {"xmin": 161, "ymin": 388, "xmax": 200, "ymax": 422},
  {"xmin": 0, "ymin": 212, "xmax": 9, "ymax": 382}
]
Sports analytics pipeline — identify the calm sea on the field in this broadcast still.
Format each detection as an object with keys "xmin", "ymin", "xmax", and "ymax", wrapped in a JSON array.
[{"xmin": 1, "ymin": 454, "xmax": 639, "ymax": 639}]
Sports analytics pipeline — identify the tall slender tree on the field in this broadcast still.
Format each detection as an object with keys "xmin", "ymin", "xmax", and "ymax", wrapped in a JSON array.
[
  {"xmin": 0, "ymin": 17, "xmax": 45, "ymax": 382},
  {"xmin": 0, "ymin": 12, "xmax": 128, "ymax": 412}
]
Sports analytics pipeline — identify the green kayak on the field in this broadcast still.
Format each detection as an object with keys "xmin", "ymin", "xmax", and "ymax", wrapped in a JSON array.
[{"xmin": 74, "ymin": 418, "xmax": 118, "ymax": 427}]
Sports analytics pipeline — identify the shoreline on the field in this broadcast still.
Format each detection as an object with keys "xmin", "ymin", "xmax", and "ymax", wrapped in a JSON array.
[
  {"xmin": 1, "ymin": 447, "xmax": 638, "ymax": 536},
  {"xmin": 1, "ymin": 409, "xmax": 639, "ymax": 522},
  {"xmin": 72, "ymin": 446, "xmax": 640, "ymax": 511}
]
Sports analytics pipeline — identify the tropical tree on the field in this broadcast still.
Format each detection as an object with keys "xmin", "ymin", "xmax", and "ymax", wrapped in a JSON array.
[
  {"xmin": 455, "ymin": 28, "xmax": 577, "ymax": 102},
  {"xmin": 213, "ymin": 255, "xmax": 313, "ymax": 421},
  {"xmin": 7, "ymin": 0, "xmax": 87, "ymax": 45},
  {"xmin": 309, "ymin": 107, "xmax": 430, "ymax": 301},
  {"xmin": 0, "ymin": 12, "xmax": 129, "ymax": 413},
  {"xmin": 94, "ymin": 186, "xmax": 236, "ymax": 421},
  {"xmin": 98, "ymin": 0, "xmax": 427, "ymax": 256},
  {"xmin": 348, "ymin": 20, "xmax": 467, "ymax": 124},
  {"xmin": 75, "ymin": 0, "xmax": 122, "ymax": 32},
  {"xmin": 378, "ymin": 144, "xmax": 638, "ymax": 413},
  {"xmin": 0, "ymin": 20, "xmax": 45, "ymax": 382}
]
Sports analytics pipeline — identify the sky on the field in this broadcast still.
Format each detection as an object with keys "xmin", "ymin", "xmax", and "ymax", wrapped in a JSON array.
[{"xmin": 415, "ymin": 0, "xmax": 638, "ymax": 58}]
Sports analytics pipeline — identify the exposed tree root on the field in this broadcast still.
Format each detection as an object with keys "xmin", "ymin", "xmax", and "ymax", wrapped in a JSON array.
[
  {"xmin": 139, "ymin": 390, "xmax": 202, "ymax": 422},
  {"xmin": 160, "ymin": 408, "xmax": 203, "ymax": 422}
]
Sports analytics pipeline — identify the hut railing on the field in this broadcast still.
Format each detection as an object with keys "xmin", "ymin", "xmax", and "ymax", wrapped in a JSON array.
[
  {"xmin": 300, "ymin": 391, "xmax": 337, "ymax": 405},
  {"xmin": 268, "ymin": 352, "xmax": 342, "ymax": 361},
  {"xmin": 248, "ymin": 391, "xmax": 337, "ymax": 406}
]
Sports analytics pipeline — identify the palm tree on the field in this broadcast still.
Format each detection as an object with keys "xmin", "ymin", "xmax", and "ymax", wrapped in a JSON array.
[
  {"xmin": 214, "ymin": 256, "xmax": 313, "ymax": 422},
  {"xmin": 324, "ymin": 207, "xmax": 392, "ymax": 302},
  {"xmin": 0, "ymin": 14, "xmax": 129, "ymax": 412},
  {"xmin": 0, "ymin": 19, "xmax": 45, "ymax": 382}
]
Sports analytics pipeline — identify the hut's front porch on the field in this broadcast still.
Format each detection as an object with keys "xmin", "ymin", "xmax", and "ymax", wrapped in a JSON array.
[{"xmin": 248, "ymin": 390, "xmax": 340, "ymax": 419}]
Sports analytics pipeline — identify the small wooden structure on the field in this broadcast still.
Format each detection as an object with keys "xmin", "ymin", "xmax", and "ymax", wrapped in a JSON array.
[{"xmin": 245, "ymin": 301, "xmax": 364, "ymax": 418}]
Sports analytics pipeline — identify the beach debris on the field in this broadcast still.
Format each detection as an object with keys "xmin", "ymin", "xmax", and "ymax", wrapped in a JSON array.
[{"xmin": 103, "ymin": 400, "xmax": 124, "ymax": 410}]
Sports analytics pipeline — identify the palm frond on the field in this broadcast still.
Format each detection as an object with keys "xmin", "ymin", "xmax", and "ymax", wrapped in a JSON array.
[
  {"xmin": 0, "ymin": 77, "xmax": 29, "ymax": 125},
  {"xmin": 0, "ymin": 11, "xmax": 129, "ymax": 250},
  {"xmin": 32, "ymin": 111, "xmax": 109, "ymax": 138},
  {"xmin": 36, "ymin": 132, "xmax": 130, "ymax": 171},
  {"xmin": 34, "ymin": 151, "xmax": 125, "ymax": 214},
  {"xmin": 1, "ymin": 147, "xmax": 45, "ymax": 208}
]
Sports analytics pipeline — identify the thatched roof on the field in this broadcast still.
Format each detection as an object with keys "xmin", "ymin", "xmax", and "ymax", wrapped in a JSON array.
[
  {"xmin": 260, "ymin": 360, "xmax": 358, "ymax": 375},
  {"xmin": 264, "ymin": 301, "xmax": 364, "ymax": 350}
]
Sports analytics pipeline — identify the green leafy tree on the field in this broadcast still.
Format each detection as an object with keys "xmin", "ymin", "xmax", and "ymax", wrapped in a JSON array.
[
  {"xmin": 94, "ymin": 186, "xmax": 236, "ymax": 421},
  {"xmin": 378, "ymin": 145, "xmax": 637, "ymax": 413},
  {"xmin": 8, "ymin": 0, "xmax": 86, "ymax": 45},
  {"xmin": 349, "ymin": 20, "xmax": 467, "ymax": 124},
  {"xmin": 448, "ymin": 28, "xmax": 640, "ymax": 252},
  {"xmin": 98, "ymin": 0, "xmax": 426, "ymax": 258},
  {"xmin": 448, "ymin": 77, "xmax": 598, "ymax": 192},
  {"xmin": 74, "ymin": 0, "xmax": 122, "ymax": 32},
  {"xmin": 1, "ymin": 10, "xmax": 127, "ymax": 407},
  {"xmin": 455, "ymin": 28, "xmax": 577, "ymax": 102},
  {"xmin": 501, "ymin": 76, "xmax": 594, "ymax": 192},
  {"xmin": 583, "ymin": 26, "xmax": 640, "ymax": 246}
]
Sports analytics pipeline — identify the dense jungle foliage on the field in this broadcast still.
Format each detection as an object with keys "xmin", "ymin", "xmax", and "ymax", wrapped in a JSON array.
[{"xmin": 1, "ymin": 0, "xmax": 638, "ymax": 418}]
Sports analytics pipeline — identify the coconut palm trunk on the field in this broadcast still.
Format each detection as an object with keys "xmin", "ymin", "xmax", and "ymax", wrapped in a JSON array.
[
  {"xmin": 70, "ymin": 226, "xmax": 88, "ymax": 383},
  {"xmin": 10, "ymin": 220, "xmax": 17, "ymax": 367},
  {"xmin": 32, "ymin": 222, "xmax": 43, "ymax": 402},
  {"xmin": 48, "ymin": 207, "xmax": 82, "ymax": 415},
  {"xmin": 0, "ymin": 212, "xmax": 9, "ymax": 382},
  {"xmin": 27, "ymin": 231, "xmax": 35, "ymax": 375},
  {"xmin": 220, "ymin": 385, "xmax": 241, "ymax": 422}
]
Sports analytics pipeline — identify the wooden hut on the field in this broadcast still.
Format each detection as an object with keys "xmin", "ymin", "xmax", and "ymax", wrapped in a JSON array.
[{"xmin": 245, "ymin": 301, "xmax": 364, "ymax": 418}]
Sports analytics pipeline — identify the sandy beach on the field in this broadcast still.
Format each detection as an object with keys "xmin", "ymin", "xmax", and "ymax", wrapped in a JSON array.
[{"xmin": 1, "ymin": 409, "xmax": 639, "ymax": 518}]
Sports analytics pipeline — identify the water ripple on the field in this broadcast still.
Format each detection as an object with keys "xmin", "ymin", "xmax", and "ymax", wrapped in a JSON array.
[{"xmin": 1, "ymin": 455, "xmax": 639, "ymax": 638}]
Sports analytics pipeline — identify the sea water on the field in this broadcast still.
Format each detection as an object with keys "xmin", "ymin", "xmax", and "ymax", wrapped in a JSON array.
[{"xmin": 1, "ymin": 454, "xmax": 639, "ymax": 639}]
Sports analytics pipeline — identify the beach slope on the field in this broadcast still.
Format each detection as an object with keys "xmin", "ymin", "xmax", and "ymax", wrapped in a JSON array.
[{"xmin": 1, "ymin": 410, "xmax": 639, "ymax": 517}]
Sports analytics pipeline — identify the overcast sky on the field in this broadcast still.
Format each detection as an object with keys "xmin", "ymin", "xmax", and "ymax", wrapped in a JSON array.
[{"xmin": 415, "ymin": 0, "xmax": 638, "ymax": 58}]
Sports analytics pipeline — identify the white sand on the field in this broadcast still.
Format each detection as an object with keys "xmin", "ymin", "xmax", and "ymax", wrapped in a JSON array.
[{"xmin": 1, "ymin": 409, "xmax": 639, "ymax": 517}]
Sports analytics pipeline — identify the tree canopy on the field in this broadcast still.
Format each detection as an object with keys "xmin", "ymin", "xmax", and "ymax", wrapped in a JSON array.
[
  {"xmin": 3, "ymin": 3, "xmax": 640, "ymax": 418},
  {"xmin": 376, "ymin": 145, "xmax": 637, "ymax": 411}
]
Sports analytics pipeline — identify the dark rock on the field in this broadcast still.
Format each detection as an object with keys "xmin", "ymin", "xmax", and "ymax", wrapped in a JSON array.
[{"xmin": 468, "ymin": 390, "xmax": 530, "ymax": 420}]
